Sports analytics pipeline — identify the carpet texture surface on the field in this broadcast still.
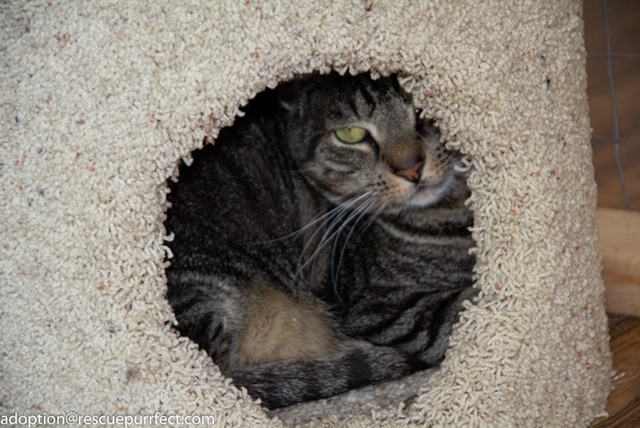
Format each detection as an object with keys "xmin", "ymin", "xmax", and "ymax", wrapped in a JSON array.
[{"xmin": 1, "ymin": 1, "xmax": 612, "ymax": 426}]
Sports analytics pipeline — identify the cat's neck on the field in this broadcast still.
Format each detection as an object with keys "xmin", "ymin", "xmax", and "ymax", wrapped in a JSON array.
[{"xmin": 375, "ymin": 205, "xmax": 473, "ymax": 243}]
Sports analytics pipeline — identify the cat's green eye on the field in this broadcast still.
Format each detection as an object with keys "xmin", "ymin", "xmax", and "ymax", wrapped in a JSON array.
[{"xmin": 335, "ymin": 126, "xmax": 368, "ymax": 144}]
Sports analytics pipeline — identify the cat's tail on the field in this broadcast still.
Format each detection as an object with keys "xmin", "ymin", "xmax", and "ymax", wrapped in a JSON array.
[{"xmin": 226, "ymin": 344, "xmax": 424, "ymax": 409}]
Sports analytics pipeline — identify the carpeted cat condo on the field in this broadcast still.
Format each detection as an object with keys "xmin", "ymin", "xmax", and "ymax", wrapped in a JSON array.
[{"xmin": 1, "ymin": 1, "xmax": 612, "ymax": 427}]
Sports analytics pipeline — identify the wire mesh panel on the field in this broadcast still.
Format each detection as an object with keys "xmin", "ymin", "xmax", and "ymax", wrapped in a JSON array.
[{"xmin": 585, "ymin": 0, "xmax": 640, "ymax": 210}]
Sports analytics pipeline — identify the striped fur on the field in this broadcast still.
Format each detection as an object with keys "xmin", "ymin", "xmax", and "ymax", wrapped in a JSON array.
[{"xmin": 164, "ymin": 73, "xmax": 476, "ymax": 409}]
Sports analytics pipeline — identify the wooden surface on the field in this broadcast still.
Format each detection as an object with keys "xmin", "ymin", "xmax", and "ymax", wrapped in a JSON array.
[
  {"xmin": 598, "ymin": 208, "xmax": 640, "ymax": 317},
  {"xmin": 584, "ymin": 1, "xmax": 640, "ymax": 424},
  {"xmin": 591, "ymin": 314, "xmax": 640, "ymax": 427},
  {"xmin": 589, "ymin": 210, "xmax": 640, "ymax": 427}
]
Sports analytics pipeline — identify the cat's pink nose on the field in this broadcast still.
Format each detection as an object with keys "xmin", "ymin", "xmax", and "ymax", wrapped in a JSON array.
[{"xmin": 394, "ymin": 159, "xmax": 424, "ymax": 183}]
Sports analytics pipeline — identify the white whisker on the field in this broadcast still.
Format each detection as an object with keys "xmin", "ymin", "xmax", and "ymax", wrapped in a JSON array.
[
  {"xmin": 295, "ymin": 205, "xmax": 352, "ymax": 277},
  {"xmin": 330, "ymin": 197, "xmax": 379, "ymax": 298},
  {"xmin": 353, "ymin": 198, "xmax": 390, "ymax": 243},
  {"xmin": 247, "ymin": 192, "xmax": 372, "ymax": 245},
  {"xmin": 295, "ymin": 191, "xmax": 375, "ymax": 280}
]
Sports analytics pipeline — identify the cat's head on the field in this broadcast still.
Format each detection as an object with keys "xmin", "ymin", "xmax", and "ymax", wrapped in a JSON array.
[{"xmin": 280, "ymin": 73, "xmax": 467, "ymax": 212}]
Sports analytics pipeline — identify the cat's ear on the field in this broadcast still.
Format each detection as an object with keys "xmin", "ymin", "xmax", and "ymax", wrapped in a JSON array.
[
  {"xmin": 277, "ymin": 74, "xmax": 321, "ymax": 112},
  {"xmin": 422, "ymin": 117, "xmax": 437, "ymax": 129},
  {"xmin": 417, "ymin": 113, "xmax": 439, "ymax": 136},
  {"xmin": 416, "ymin": 109, "xmax": 436, "ymax": 129},
  {"xmin": 277, "ymin": 80, "xmax": 301, "ymax": 112}
]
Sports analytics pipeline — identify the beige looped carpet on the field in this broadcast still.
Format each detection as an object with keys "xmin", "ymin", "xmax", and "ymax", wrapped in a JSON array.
[{"xmin": 1, "ymin": 1, "xmax": 612, "ymax": 426}]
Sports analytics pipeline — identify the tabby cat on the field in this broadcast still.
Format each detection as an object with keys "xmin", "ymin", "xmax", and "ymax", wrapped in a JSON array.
[{"xmin": 164, "ymin": 72, "xmax": 476, "ymax": 410}]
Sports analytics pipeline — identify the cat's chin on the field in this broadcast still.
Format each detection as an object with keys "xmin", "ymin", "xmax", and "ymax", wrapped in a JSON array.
[
  {"xmin": 406, "ymin": 174, "xmax": 457, "ymax": 208},
  {"xmin": 406, "ymin": 186, "xmax": 446, "ymax": 208}
]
